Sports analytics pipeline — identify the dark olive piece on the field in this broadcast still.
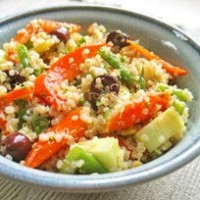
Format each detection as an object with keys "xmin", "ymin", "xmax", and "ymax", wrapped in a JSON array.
[
  {"xmin": 106, "ymin": 31, "xmax": 130, "ymax": 53},
  {"xmin": 1, "ymin": 132, "xmax": 32, "ymax": 162},
  {"xmin": 50, "ymin": 27, "xmax": 70, "ymax": 43},
  {"xmin": 89, "ymin": 75, "xmax": 119, "ymax": 109},
  {"xmin": 3, "ymin": 70, "xmax": 26, "ymax": 89}
]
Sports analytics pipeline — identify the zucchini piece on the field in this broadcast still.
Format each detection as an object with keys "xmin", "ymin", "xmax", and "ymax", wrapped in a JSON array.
[
  {"xmin": 60, "ymin": 146, "xmax": 107, "ymax": 174},
  {"xmin": 135, "ymin": 107, "xmax": 186, "ymax": 152},
  {"xmin": 119, "ymin": 85, "xmax": 131, "ymax": 100},
  {"xmin": 173, "ymin": 99, "xmax": 186, "ymax": 114},
  {"xmin": 75, "ymin": 137, "xmax": 120, "ymax": 171}
]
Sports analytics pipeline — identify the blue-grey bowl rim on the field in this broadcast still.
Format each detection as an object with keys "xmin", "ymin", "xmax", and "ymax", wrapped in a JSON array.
[{"xmin": 0, "ymin": 5, "xmax": 200, "ymax": 192}]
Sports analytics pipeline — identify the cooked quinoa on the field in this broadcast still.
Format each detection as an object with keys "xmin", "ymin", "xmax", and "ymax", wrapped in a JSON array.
[{"xmin": 0, "ymin": 19, "xmax": 193, "ymax": 174}]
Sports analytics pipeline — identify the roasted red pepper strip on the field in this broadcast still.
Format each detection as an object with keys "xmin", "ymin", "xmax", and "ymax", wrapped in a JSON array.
[
  {"xmin": 14, "ymin": 19, "xmax": 81, "ymax": 44},
  {"xmin": 24, "ymin": 107, "xmax": 87, "ymax": 168},
  {"xmin": 7, "ymin": 51, "xmax": 17, "ymax": 64},
  {"xmin": 0, "ymin": 87, "xmax": 34, "ymax": 107},
  {"xmin": 24, "ymin": 140, "xmax": 67, "ymax": 168},
  {"xmin": 34, "ymin": 44, "xmax": 106, "ymax": 108},
  {"xmin": 0, "ymin": 87, "xmax": 33, "ymax": 134},
  {"xmin": 0, "ymin": 118, "xmax": 6, "ymax": 131},
  {"xmin": 38, "ymin": 19, "xmax": 81, "ymax": 33},
  {"xmin": 14, "ymin": 24, "xmax": 34, "ymax": 45},
  {"xmin": 107, "ymin": 93, "xmax": 171, "ymax": 132},
  {"xmin": 0, "ymin": 110, "xmax": 6, "ymax": 131},
  {"xmin": 121, "ymin": 41, "xmax": 187, "ymax": 76}
]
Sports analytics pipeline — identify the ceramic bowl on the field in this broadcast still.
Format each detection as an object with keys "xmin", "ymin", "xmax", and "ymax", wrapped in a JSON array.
[{"xmin": 0, "ymin": 6, "xmax": 200, "ymax": 192}]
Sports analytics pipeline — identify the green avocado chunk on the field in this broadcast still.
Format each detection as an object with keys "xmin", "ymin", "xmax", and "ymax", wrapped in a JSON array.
[
  {"xmin": 60, "ymin": 146, "xmax": 107, "ymax": 174},
  {"xmin": 76, "ymin": 137, "xmax": 120, "ymax": 171},
  {"xmin": 135, "ymin": 107, "xmax": 186, "ymax": 153}
]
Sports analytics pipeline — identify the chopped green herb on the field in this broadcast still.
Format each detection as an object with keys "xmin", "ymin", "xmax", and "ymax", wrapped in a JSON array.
[
  {"xmin": 14, "ymin": 99, "xmax": 29, "ymax": 109},
  {"xmin": 79, "ymin": 98, "xmax": 86, "ymax": 106},
  {"xmin": 17, "ymin": 107, "xmax": 28, "ymax": 129},
  {"xmin": 24, "ymin": 40, "xmax": 33, "ymax": 49},
  {"xmin": 31, "ymin": 115, "xmax": 50, "ymax": 134},
  {"xmin": 34, "ymin": 67, "xmax": 45, "ymax": 76},
  {"xmin": 78, "ymin": 37, "xmax": 87, "ymax": 46}
]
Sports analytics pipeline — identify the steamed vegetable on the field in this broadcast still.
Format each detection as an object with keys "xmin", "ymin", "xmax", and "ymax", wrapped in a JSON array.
[
  {"xmin": 24, "ymin": 107, "xmax": 87, "ymax": 168},
  {"xmin": 156, "ymin": 83, "xmax": 192, "ymax": 102},
  {"xmin": 121, "ymin": 41, "xmax": 187, "ymax": 76},
  {"xmin": 135, "ymin": 107, "xmax": 185, "ymax": 152},
  {"xmin": 99, "ymin": 48, "xmax": 134, "ymax": 85},
  {"xmin": 0, "ymin": 87, "xmax": 34, "ymax": 107},
  {"xmin": 173, "ymin": 99, "xmax": 186, "ymax": 114},
  {"xmin": 107, "ymin": 93, "xmax": 171, "ymax": 132},
  {"xmin": 31, "ymin": 116, "xmax": 50, "ymax": 134},
  {"xmin": 24, "ymin": 139, "xmax": 67, "ymax": 168},
  {"xmin": 34, "ymin": 44, "xmax": 107, "ymax": 109},
  {"xmin": 74, "ymin": 137, "xmax": 120, "ymax": 171},
  {"xmin": 17, "ymin": 45, "xmax": 29, "ymax": 68},
  {"xmin": 60, "ymin": 146, "xmax": 107, "ymax": 174},
  {"xmin": 0, "ymin": 110, "xmax": 6, "ymax": 131}
]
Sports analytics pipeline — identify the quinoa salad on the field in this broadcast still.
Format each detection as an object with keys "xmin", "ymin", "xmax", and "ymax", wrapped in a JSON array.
[{"xmin": 0, "ymin": 19, "xmax": 193, "ymax": 174}]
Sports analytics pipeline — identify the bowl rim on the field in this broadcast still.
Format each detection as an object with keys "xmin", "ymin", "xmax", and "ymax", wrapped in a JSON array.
[{"xmin": 0, "ymin": 5, "xmax": 200, "ymax": 192}]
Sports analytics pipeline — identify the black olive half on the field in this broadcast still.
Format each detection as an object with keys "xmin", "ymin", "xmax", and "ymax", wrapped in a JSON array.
[
  {"xmin": 0, "ymin": 132, "xmax": 32, "ymax": 162},
  {"xmin": 50, "ymin": 27, "xmax": 70, "ymax": 43},
  {"xmin": 106, "ymin": 31, "xmax": 130, "ymax": 53},
  {"xmin": 88, "ymin": 75, "xmax": 119, "ymax": 110},
  {"xmin": 4, "ymin": 70, "xmax": 26, "ymax": 90}
]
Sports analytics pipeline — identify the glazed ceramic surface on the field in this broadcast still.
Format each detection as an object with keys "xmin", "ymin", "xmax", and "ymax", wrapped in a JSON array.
[{"xmin": 0, "ymin": 6, "xmax": 200, "ymax": 192}]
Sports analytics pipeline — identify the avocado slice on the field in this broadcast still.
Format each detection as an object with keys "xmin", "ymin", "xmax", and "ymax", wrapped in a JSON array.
[
  {"xmin": 135, "ymin": 107, "xmax": 186, "ymax": 153},
  {"xmin": 75, "ymin": 137, "xmax": 120, "ymax": 171},
  {"xmin": 60, "ymin": 146, "xmax": 107, "ymax": 174}
]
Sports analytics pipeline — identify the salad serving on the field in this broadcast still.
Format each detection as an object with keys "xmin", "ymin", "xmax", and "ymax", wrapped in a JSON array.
[{"xmin": 0, "ymin": 19, "xmax": 192, "ymax": 174}]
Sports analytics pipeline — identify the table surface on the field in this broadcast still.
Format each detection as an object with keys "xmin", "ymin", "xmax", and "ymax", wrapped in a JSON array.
[{"xmin": 0, "ymin": 0, "xmax": 200, "ymax": 199}]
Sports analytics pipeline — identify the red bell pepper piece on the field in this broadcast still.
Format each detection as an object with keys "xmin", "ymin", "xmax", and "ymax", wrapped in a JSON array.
[
  {"xmin": 24, "ymin": 107, "xmax": 87, "ymax": 168},
  {"xmin": 122, "ymin": 41, "xmax": 187, "ymax": 76},
  {"xmin": 0, "ymin": 118, "xmax": 6, "ymax": 131},
  {"xmin": 14, "ymin": 24, "xmax": 34, "ymax": 45},
  {"xmin": 107, "ymin": 93, "xmax": 171, "ymax": 132},
  {"xmin": 7, "ymin": 51, "xmax": 17, "ymax": 64},
  {"xmin": 0, "ymin": 110, "xmax": 6, "ymax": 131},
  {"xmin": 14, "ymin": 19, "xmax": 81, "ymax": 44},
  {"xmin": 24, "ymin": 140, "xmax": 67, "ymax": 168},
  {"xmin": 0, "ymin": 87, "xmax": 34, "ymax": 107},
  {"xmin": 34, "ymin": 44, "xmax": 106, "ymax": 109},
  {"xmin": 49, "ymin": 108, "xmax": 86, "ymax": 139},
  {"xmin": 38, "ymin": 19, "xmax": 81, "ymax": 34}
]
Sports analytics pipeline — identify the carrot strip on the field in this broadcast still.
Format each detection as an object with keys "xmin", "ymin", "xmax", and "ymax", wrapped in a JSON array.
[
  {"xmin": 24, "ymin": 107, "xmax": 87, "ymax": 168},
  {"xmin": 34, "ymin": 44, "xmax": 106, "ymax": 108},
  {"xmin": 0, "ymin": 110, "xmax": 6, "ymax": 131},
  {"xmin": 24, "ymin": 140, "xmax": 66, "ymax": 168},
  {"xmin": 107, "ymin": 93, "xmax": 171, "ymax": 132},
  {"xmin": 0, "ymin": 87, "xmax": 34, "ymax": 107},
  {"xmin": 14, "ymin": 24, "xmax": 34, "ymax": 45},
  {"xmin": 38, "ymin": 19, "xmax": 81, "ymax": 33},
  {"xmin": 121, "ymin": 41, "xmax": 187, "ymax": 76}
]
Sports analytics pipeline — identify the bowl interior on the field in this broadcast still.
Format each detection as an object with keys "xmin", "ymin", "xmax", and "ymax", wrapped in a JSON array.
[{"xmin": 0, "ymin": 6, "xmax": 200, "ymax": 192}]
